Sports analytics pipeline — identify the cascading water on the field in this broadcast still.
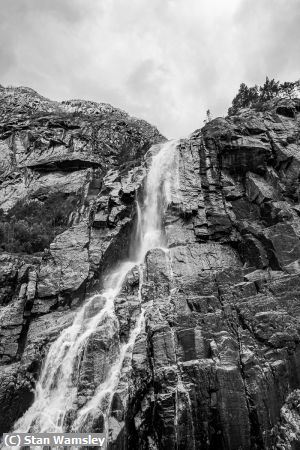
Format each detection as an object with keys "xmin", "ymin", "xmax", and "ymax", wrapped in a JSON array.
[{"xmin": 5, "ymin": 139, "xmax": 180, "ymax": 448}]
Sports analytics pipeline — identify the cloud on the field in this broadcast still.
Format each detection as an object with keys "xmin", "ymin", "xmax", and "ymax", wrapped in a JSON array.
[
  {"xmin": 0, "ymin": 0, "xmax": 299, "ymax": 138},
  {"xmin": 233, "ymin": 0, "xmax": 300, "ymax": 82}
]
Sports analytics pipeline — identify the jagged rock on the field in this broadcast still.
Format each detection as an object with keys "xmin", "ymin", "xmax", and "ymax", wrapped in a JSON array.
[
  {"xmin": 0, "ymin": 298, "xmax": 24, "ymax": 362},
  {"xmin": 262, "ymin": 223, "xmax": 300, "ymax": 270},
  {"xmin": 246, "ymin": 171, "xmax": 280, "ymax": 204},
  {"xmin": 0, "ymin": 362, "xmax": 35, "ymax": 434},
  {"xmin": 1, "ymin": 86, "xmax": 300, "ymax": 449},
  {"xmin": 21, "ymin": 310, "xmax": 75, "ymax": 367},
  {"xmin": 275, "ymin": 98, "xmax": 297, "ymax": 118},
  {"xmin": 0, "ymin": 169, "xmax": 89, "ymax": 213},
  {"xmin": 0, "ymin": 254, "xmax": 20, "ymax": 305},
  {"xmin": 37, "ymin": 221, "xmax": 90, "ymax": 299},
  {"xmin": 273, "ymin": 390, "xmax": 300, "ymax": 449},
  {"xmin": 221, "ymin": 136, "xmax": 272, "ymax": 174}
]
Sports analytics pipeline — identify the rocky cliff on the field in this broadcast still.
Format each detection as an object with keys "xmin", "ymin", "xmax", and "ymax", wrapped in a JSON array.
[{"xmin": 1, "ymin": 86, "xmax": 300, "ymax": 449}]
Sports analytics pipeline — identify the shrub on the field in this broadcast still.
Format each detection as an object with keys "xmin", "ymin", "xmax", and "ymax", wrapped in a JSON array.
[
  {"xmin": 228, "ymin": 77, "xmax": 300, "ymax": 115},
  {"xmin": 0, "ymin": 193, "xmax": 79, "ymax": 254}
]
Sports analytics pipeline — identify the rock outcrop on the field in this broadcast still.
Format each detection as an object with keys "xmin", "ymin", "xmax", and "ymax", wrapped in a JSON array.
[
  {"xmin": 0, "ymin": 86, "xmax": 164, "ymax": 434},
  {"xmin": 1, "ymin": 87, "xmax": 300, "ymax": 449}
]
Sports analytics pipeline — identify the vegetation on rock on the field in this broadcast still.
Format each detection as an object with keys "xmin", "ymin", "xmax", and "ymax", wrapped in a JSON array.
[
  {"xmin": 228, "ymin": 77, "xmax": 300, "ymax": 115},
  {"xmin": 0, "ymin": 193, "xmax": 78, "ymax": 254}
]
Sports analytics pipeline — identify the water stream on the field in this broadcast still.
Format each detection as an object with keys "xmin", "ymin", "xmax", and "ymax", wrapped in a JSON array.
[{"xmin": 7, "ymin": 139, "xmax": 180, "ymax": 447}]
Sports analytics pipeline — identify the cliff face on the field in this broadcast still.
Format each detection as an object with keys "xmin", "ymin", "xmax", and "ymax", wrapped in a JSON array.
[
  {"xmin": 0, "ymin": 86, "xmax": 164, "ymax": 434},
  {"xmin": 1, "ymin": 86, "xmax": 300, "ymax": 449}
]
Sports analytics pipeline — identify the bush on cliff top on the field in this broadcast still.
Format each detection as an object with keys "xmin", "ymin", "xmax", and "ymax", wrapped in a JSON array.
[
  {"xmin": 0, "ymin": 193, "xmax": 78, "ymax": 254},
  {"xmin": 228, "ymin": 77, "xmax": 300, "ymax": 115}
]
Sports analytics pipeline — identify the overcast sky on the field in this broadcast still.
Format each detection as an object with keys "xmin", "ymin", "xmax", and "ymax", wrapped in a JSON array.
[{"xmin": 0, "ymin": 0, "xmax": 299, "ymax": 138}]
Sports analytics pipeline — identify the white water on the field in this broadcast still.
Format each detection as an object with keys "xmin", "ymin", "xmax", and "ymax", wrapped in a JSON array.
[{"xmin": 7, "ymin": 139, "xmax": 180, "ymax": 446}]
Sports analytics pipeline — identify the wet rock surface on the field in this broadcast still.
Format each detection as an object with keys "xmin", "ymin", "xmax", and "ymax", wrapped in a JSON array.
[
  {"xmin": 0, "ymin": 86, "xmax": 164, "ymax": 433},
  {"xmin": 1, "ymin": 88, "xmax": 300, "ymax": 449}
]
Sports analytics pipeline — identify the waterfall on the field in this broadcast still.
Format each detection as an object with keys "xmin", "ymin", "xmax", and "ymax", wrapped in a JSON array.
[{"xmin": 7, "ymin": 139, "xmax": 180, "ymax": 447}]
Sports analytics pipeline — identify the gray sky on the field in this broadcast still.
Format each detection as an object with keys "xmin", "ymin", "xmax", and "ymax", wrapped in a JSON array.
[{"xmin": 0, "ymin": 0, "xmax": 299, "ymax": 138}]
